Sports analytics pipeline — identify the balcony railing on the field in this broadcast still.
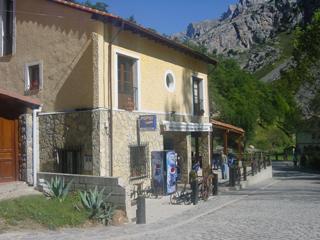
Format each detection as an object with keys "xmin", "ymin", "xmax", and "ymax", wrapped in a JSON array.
[
  {"xmin": 118, "ymin": 87, "xmax": 138, "ymax": 111},
  {"xmin": 193, "ymin": 99, "xmax": 204, "ymax": 116}
]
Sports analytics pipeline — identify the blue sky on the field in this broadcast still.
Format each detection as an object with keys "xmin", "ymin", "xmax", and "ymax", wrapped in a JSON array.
[{"xmin": 92, "ymin": 0, "xmax": 238, "ymax": 34}]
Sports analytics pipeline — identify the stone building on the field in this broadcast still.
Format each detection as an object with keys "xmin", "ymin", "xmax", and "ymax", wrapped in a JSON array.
[
  {"xmin": 0, "ymin": 0, "xmax": 216, "ymax": 195},
  {"xmin": 296, "ymin": 117, "xmax": 320, "ymax": 169}
]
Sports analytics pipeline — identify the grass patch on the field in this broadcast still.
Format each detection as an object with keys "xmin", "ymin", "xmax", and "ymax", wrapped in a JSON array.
[
  {"xmin": 254, "ymin": 31, "xmax": 294, "ymax": 79},
  {"xmin": 0, "ymin": 194, "xmax": 89, "ymax": 229}
]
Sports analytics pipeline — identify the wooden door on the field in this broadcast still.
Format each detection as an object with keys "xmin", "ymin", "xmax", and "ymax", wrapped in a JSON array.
[{"xmin": 0, "ymin": 117, "xmax": 18, "ymax": 182}]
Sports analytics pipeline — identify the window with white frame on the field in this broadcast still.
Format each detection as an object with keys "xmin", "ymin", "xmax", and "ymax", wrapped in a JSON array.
[
  {"xmin": 117, "ymin": 54, "xmax": 138, "ymax": 111},
  {"xmin": 25, "ymin": 62, "xmax": 43, "ymax": 92},
  {"xmin": 192, "ymin": 76, "xmax": 204, "ymax": 116},
  {"xmin": 0, "ymin": 0, "xmax": 15, "ymax": 57}
]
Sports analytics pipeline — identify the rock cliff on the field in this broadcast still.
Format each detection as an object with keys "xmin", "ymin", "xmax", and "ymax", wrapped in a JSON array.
[
  {"xmin": 177, "ymin": 0, "xmax": 301, "ymax": 55},
  {"xmin": 174, "ymin": 0, "xmax": 305, "ymax": 74}
]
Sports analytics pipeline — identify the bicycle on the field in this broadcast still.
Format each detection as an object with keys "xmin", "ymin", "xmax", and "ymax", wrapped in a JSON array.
[
  {"xmin": 139, "ymin": 186, "xmax": 162, "ymax": 199},
  {"xmin": 198, "ymin": 174, "xmax": 213, "ymax": 201},
  {"xmin": 170, "ymin": 183, "xmax": 192, "ymax": 205},
  {"xmin": 131, "ymin": 185, "xmax": 162, "ymax": 200}
]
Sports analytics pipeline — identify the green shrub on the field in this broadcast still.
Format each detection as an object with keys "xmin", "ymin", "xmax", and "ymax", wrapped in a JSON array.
[
  {"xmin": 45, "ymin": 176, "xmax": 73, "ymax": 202},
  {"xmin": 79, "ymin": 187, "xmax": 114, "ymax": 225}
]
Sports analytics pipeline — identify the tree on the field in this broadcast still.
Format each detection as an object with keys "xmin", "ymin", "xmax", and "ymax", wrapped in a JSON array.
[
  {"xmin": 181, "ymin": 40, "xmax": 288, "ymax": 142},
  {"xmin": 275, "ymin": 10, "xmax": 320, "ymax": 131},
  {"xmin": 209, "ymin": 59, "xmax": 286, "ymax": 140},
  {"xmin": 69, "ymin": 0, "xmax": 109, "ymax": 12},
  {"xmin": 127, "ymin": 15, "xmax": 137, "ymax": 24}
]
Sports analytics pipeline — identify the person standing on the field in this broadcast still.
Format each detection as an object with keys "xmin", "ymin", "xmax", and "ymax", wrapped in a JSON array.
[{"xmin": 221, "ymin": 151, "xmax": 228, "ymax": 179}]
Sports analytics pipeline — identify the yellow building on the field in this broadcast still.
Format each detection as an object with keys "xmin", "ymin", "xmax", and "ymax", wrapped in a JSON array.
[{"xmin": 0, "ymin": 0, "xmax": 216, "ymax": 213}]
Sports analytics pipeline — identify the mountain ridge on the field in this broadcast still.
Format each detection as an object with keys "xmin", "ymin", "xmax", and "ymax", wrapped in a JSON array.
[{"xmin": 172, "ymin": 0, "xmax": 319, "ymax": 77}]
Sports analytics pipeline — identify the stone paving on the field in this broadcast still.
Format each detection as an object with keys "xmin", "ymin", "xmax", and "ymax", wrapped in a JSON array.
[
  {"xmin": 1, "ymin": 161, "xmax": 320, "ymax": 240},
  {"xmin": 0, "ymin": 182, "xmax": 40, "ymax": 201}
]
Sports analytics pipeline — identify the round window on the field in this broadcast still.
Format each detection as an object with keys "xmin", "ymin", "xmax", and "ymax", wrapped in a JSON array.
[{"xmin": 165, "ymin": 71, "xmax": 175, "ymax": 92}]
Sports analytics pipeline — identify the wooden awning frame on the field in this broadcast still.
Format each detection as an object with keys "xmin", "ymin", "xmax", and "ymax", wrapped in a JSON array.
[
  {"xmin": 211, "ymin": 119, "xmax": 245, "ymax": 155},
  {"xmin": 211, "ymin": 119, "xmax": 245, "ymax": 135},
  {"xmin": 0, "ymin": 88, "xmax": 41, "ymax": 109}
]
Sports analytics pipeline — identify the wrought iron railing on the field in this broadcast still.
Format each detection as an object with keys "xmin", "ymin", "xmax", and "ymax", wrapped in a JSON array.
[
  {"xmin": 229, "ymin": 152, "xmax": 271, "ymax": 186},
  {"xmin": 118, "ymin": 87, "xmax": 138, "ymax": 111}
]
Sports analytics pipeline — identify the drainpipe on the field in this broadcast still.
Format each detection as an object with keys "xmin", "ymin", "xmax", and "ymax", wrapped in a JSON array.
[
  {"xmin": 32, "ymin": 106, "xmax": 42, "ymax": 187},
  {"xmin": 107, "ymin": 20, "xmax": 124, "ymax": 176}
]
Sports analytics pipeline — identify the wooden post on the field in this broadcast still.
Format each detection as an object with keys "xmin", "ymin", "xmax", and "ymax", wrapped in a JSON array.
[{"xmin": 223, "ymin": 130, "xmax": 228, "ymax": 154}]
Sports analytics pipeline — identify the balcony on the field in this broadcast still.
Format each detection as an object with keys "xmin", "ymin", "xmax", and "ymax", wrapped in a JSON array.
[
  {"xmin": 193, "ymin": 99, "xmax": 204, "ymax": 116},
  {"xmin": 118, "ymin": 87, "xmax": 138, "ymax": 111}
]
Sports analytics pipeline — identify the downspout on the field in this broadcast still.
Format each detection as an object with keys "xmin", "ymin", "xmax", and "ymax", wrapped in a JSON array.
[
  {"xmin": 32, "ymin": 106, "xmax": 42, "ymax": 187},
  {"xmin": 107, "ymin": 20, "xmax": 125, "ymax": 176}
]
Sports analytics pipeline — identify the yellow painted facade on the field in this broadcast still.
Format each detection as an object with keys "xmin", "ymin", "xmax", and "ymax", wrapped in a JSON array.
[
  {"xmin": 109, "ymin": 29, "xmax": 209, "ymax": 117},
  {"xmin": 0, "ymin": 0, "xmax": 210, "ymax": 117},
  {"xmin": 0, "ymin": 0, "xmax": 103, "ymax": 111},
  {"xmin": 99, "ymin": 26, "xmax": 210, "ymax": 117}
]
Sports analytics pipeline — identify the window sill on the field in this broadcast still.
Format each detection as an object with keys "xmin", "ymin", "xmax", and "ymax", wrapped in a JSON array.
[{"xmin": 129, "ymin": 175, "xmax": 148, "ymax": 181}]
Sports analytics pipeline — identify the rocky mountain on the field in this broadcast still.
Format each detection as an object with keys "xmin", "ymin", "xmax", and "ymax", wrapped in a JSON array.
[
  {"xmin": 174, "ymin": 0, "xmax": 307, "ymax": 76},
  {"xmin": 177, "ymin": 0, "xmax": 301, "ymax": 54},
  {"xmin": 174, "ymin": 0, "xmax": 320, "ymax": 121}
]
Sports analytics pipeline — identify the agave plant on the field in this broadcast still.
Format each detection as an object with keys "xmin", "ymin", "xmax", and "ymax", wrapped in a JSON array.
[
  {"xmin": 45, "ymin": 176, "xmax": 73, "ymax": 202},
  {"xmin": 79, "ymin": 187, "xmax": 114, "ymax": 225},
  {"xmin": 94, "ymin": 202, "xmax": 115, "ymax": 225}
]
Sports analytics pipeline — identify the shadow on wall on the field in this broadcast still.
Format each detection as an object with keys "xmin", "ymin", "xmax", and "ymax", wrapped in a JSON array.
[
  {"xmin": 114, "ymin": 29, "xmax": 206, "ymax": 72},
  {"xmin": 54, "ymin": 40, "xmax": 94, "ymax": 110},
  {"xmin": 164, "ymin": 68, "xmax": 194, "ymax": 122},
  {"xmin": 17, "ymin": 0, "xmax": 99, "ymax": 111},
  {"xmin": 39, "ymin": 111, "xmax": 93, "ymax": 174}
]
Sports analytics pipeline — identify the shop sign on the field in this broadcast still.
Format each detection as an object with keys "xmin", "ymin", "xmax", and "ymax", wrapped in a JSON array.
[
  {"xmin": 162, "ymin": 120, "xmax": 212, "ymax": 132},
  {"xmin": 139, "ymin": 115, "xmax": 157, "ymax": 131}
]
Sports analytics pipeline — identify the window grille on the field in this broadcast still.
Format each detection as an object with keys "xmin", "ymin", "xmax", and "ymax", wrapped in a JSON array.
[
  {"xmin": 56, "ymin": 146, "xmax": 83, "ymax": 174},
  {"xmin": 130, "ymin": 145, "xmax": 148, "ymax": 178}
]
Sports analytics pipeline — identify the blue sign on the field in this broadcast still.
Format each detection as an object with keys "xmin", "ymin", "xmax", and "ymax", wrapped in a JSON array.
[{"xmin": 139, "ymin": 115, "xmax": 157, "ymax": 131}]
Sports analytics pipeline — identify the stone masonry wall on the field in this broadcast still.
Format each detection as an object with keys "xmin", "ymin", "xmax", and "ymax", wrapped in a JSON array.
[
  {"xmin": 92, "ymin": 109, "xmax": 109, "ymax": 176},
  {"xmin": 112, "ymin": 111, "xmax": 163, "ymax": 186},
  {"xmin": 37, "ymin": 172, "xmax": 128, "ymax": 211},
  {"xmin": 19, "ymin": 114, "xmax": 33, "ymax": 184},
  {"xmin": 112, "ymin": 111, "xmax": 211, "ymax": 188},
  {"xmin": 199, "ymin": 132, "xmax": 210, "ymax": 171},
  {"xmin": 39, "ymin": 111, "xmax": 96, "ymax": 175},
  {"xmin": 163, "ymin": 132, "xmax": 192, "ymax": 183}
]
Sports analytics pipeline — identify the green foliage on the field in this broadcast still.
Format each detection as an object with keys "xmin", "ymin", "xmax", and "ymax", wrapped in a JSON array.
[
  {"xmin": 209, "ymin": 58, "xmax": 287, "ymax": 140},
  {"xmin": 127, "ymin": 15, "xmax": 137, "ymax": 24},
  {"xmin": 283, "ymin": 11, "xmax": 320, "ymax": 89},
  {"xmin": 79, "ymin": 187, "xmax": 114, "ymax": 225},
  {"xmin": 0, "ymin": 194, "xmax": 88, "ymax": 229},
  {"xmin": 275, "ymin": 10, "xmax": 320, "ymax": 130},
  {"xmin": 181, "ymin": 11, "xmax": 320, "ymax": 151},
  {"xmin": 249, "ymin": 125, "xmax": 294, "ymax": 151},
  {"xmin": 254, "ymin": 31, "xmax": 295, "ymax": 80},
  {"xmin": 70, "ymin": 0, "xmax": 109, "ymax": 12},
  {"xmin": 45, "ymin": 177, "xmax": 73, "ymax": 202},
  {"xmin": 183, "ymin": 40, "xmax": 209, "ymax": 54}
]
